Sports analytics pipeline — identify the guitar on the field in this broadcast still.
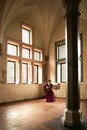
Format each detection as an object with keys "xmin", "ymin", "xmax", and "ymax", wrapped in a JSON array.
[{"xmin": 44, "ymin": 84, "xmax": 53, "ymax": 93}]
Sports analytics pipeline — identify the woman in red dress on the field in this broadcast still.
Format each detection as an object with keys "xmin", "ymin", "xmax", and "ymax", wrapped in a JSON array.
[{"xmin": 43, "ymin": 80, "xmax": 55, "ymax": 102}]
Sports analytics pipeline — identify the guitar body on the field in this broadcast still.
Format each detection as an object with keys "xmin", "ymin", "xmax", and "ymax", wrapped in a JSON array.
[
  {"xmin": 44, "ymin": 84, "xmax": 53, "ymax": 93},
  {"xmin": 45, "ymin": 87, "xmax": 51, "ymax": 93}
]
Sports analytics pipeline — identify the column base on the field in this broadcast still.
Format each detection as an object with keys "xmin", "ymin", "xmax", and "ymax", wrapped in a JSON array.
[{"xmin": 62, "ymin": 109, "xmax": 83, "ymax": 128}]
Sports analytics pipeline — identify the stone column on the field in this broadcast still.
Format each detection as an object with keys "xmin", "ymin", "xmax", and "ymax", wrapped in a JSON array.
[{"xmin": 62, "ymin": 0, "xmax": 83, "ymax": 128}]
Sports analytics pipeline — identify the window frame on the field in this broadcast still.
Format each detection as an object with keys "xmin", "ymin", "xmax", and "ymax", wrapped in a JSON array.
[
  {"xmin": 34, "ymin": 50, "xmax": 41, "ymax": 61},
  {"xmin": 55, "ymin": 35, "xmax": 83, "ymax": 83},
  {"xmin": 34, "ymin": 48, "xmax": 43, "ymax": 61},
  {"xmin": 7, "ymin": 43, "xmax": 18, "ymax": 56},
  {"xmin": 34, "ymin": 64, "xmax": 38, "ymax": 84},
  {"xmin": 55, "ymin": 40, "xmax": 66, "ymax": 83},
  {"xmin": 22, "ymin": 63, "xmax": 28, "ymax": 84},
  {"xmin": 34, "ymin": 63, "xmax": 42, "ymax": 84},
  {"xmin": 22, "ymin": 24, "xmax": 32, "ymax": 45},
  {"xmin": 7, "ymin": 39, "xmax": 20, "ymax": 57},
  {"xmin": 22, "ymin": 28, "xmax": 30, "ymax": 44},
  {"xmin": 6, "ymin": 23, "xmax": 43, "ymax": 84},
  {"xmin": 22, "ymin": 47, "xmax": 31, "ymax": 59},
  {"xmin": 7, "ymin": 60, "xmax": 16, "ymax": 84}
]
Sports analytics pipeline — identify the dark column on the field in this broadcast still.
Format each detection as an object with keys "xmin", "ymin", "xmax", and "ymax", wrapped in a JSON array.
[{"xmin": 62, "ymin": 0, "xmax": 83, "ymax": 128}]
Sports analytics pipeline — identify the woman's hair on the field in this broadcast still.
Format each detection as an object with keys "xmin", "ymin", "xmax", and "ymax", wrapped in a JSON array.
[{"xmin": 48, "ymin": 80, "xmax": 51, "ymax": 82}]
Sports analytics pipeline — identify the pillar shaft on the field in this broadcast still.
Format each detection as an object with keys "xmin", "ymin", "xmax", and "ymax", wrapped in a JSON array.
[
  {"xmin": 62, "ymin": 0, "xmax": 83, "ymax": 128},
  {"xmin": 67, "ymin": 9, "xmax": 80, "ymax": 110}
]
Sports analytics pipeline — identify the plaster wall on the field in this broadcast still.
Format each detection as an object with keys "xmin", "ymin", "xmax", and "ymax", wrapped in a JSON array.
[
  {"xmin": 54, "ymin": 83, "xmax": 87, "ymax": 100},
  {"xmin": 0, "ymin": 83, "xmax": 87, "ymax": 104},
  {"xmin": 0, "ymin": 84, "xmax": 45, "ymax": 103}
]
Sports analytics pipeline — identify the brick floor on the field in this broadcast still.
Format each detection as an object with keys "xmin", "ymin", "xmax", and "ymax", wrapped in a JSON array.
[{"xmin": 0, "ymin": 98, "xmax": 87, "ymax": 130}]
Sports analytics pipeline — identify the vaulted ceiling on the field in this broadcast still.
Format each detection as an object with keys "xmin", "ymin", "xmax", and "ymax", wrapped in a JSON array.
[{"xmin": 0, "ymin": 0, "xmax": 87, "ymax": 52}]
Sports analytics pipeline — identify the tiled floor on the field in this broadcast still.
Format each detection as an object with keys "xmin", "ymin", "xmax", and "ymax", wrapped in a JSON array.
[{"xmin": 0, "ymin": 98, "xmax": 87, "ymax": 130}]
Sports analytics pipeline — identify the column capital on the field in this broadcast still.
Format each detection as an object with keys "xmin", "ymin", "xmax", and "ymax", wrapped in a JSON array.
[
  {"xmin": 63, "ymin": 0, "xmax": 81, "ymax": 13},
  {"xmin": 63, "ymin": 0, "xmax": 81, "ymax": 6}
]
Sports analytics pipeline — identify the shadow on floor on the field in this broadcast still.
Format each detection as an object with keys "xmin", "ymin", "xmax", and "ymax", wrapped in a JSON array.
[{"xmin": 45, "ymin": 116, "xmax": 87, "ymax": 130}]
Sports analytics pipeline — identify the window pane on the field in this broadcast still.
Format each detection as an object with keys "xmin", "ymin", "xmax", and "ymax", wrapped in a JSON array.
[
  {"xmin": 34, "ymin": 65, "xmax": 38, "ymax": 83},
  {"xmin": 7, "ymin": 61, "xmax": 15, "ymax": 83},
  {"xmin": 62, "ymin": 63, "xmax": 66, "ymax": 82},
  {"xmin": 22, "ymin": 28, "xmax": 30, "ymax": 44},
  {"xmin": 38, "ymin": 65, "xmax": 42, "ymax": 83},
  {"xmin": 22, "ymin": 63, "xmax": 28, "ymax": 83},
  {"xmin": 58, "ymin": 44, "xmax": 65, "ymax": 59},
  {"xmin": 57, "ymin": 64, "xmax": 61, "ymax": 83},
  {"xmin": 22, "ymin": 48, "xmax": 30, "ymax": 59},
  {"xmin": 28, "ymin": 64, "xmax": 32, "ymax": 84},
  {"xmin": 7, "ymin": 44, "xmax": 17, "ymax": 56},
  {"xmin": 78, "ymin": 39, "xmax": 81, "ymax": 82},
  {"xmin": 34, "ymin": 51, "xmax": 41, "ymax": 61}
]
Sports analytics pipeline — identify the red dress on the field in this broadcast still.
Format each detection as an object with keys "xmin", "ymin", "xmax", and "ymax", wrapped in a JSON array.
[{"xmin": 44, "ymin": 83, "xmax": 55, "ymax": 102}]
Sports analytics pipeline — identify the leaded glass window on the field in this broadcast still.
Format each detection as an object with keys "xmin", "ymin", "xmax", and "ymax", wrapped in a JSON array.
[
  {"xmin": 7, "ymin": 61, "xmax": 15, "ymax": 83},
  {"xmin": 7, "ymin": 44, "xmax": 18, "ymax": 56},
  {"xmin": 34, "ymin": 51, "xmax": 41, "ymax": 61},
  {"xmin": 22, "ymin": 63, "xmax": 28, "ymax": 83},
  {"xmin": 22, "ymin": 28, "xmax": 30, "ymax": 44},
  {"xmin": 56, "ymin": 41, "xmax": 66, "ymax": 83},
  {"xmin": 22, "ymin": 48, "xmax": 30, "ymax": 59}
]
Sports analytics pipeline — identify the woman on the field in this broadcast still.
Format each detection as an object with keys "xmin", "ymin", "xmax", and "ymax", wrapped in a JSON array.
[{"xmin": 43, "ymin": 80, "xmax": 55, "ymax": 102}]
